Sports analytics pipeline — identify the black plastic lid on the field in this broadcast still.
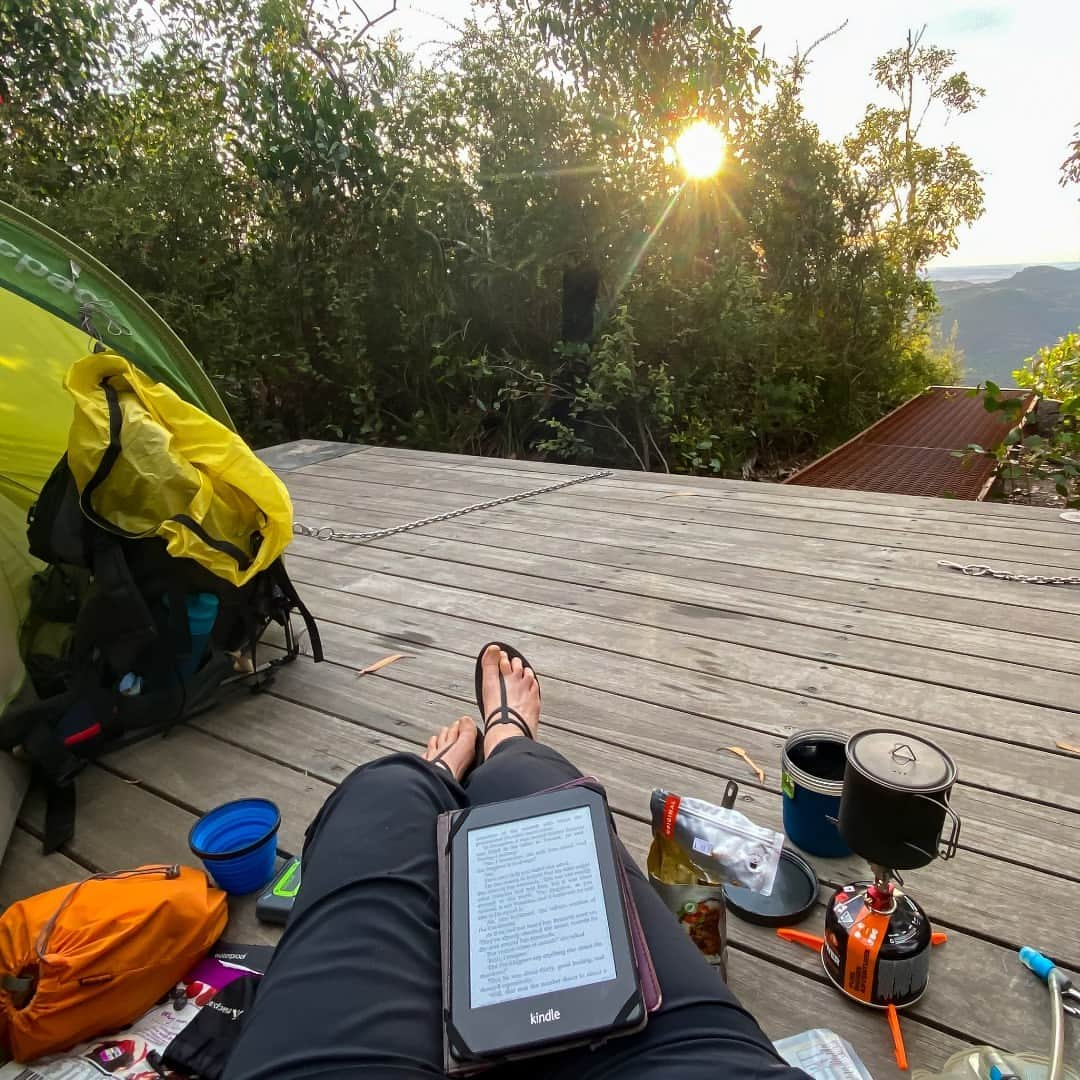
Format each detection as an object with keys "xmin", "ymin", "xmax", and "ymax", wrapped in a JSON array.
[
  {"xmin": 725, "ymin": 848, "xmax": 818, "ymax": 927},
  {"xmin": 847, "ymin": 729, "xmax": 956, "ymax": 792}
]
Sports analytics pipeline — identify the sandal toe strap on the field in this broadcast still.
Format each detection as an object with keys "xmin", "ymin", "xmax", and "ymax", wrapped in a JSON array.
[{"xmin": 483, "ymin": 706, "xmax": 533, "ymax": 740}]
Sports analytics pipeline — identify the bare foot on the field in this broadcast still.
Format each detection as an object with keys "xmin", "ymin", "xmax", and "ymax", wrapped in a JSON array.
[
  {"xmin": 479, "ymin": 645, "xmax": 540, "ymax": 757},
  {"xmin": 422, "ymin": 716, "xmax": 477, "ymax": 781}
]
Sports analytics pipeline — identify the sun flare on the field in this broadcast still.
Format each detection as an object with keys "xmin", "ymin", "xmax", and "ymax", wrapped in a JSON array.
[{"xmin": 674, "ymin": 120, "xmax": 726, "ymax": 180}]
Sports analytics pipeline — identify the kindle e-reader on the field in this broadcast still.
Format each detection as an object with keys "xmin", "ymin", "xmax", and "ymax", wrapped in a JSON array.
[{"xmin": 441, "ymin": 786, "xmax": 645, "ymax": 1066}]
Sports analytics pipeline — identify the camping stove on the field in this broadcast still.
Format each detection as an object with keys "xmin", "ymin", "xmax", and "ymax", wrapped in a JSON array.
[{"xmin": 821, "ymin": 731, "xmax": 962, "ymax": 1009}]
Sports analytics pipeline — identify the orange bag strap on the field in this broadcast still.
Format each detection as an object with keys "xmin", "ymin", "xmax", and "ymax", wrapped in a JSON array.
[{"xmin": 35, "ymin": 866, "xmax": 182, "ymax": 958}]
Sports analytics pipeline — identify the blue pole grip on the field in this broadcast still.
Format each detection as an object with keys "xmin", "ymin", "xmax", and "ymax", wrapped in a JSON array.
[{"xmin": 1019, "ymin": 946, "xmax": 1056, "ymax": 982}]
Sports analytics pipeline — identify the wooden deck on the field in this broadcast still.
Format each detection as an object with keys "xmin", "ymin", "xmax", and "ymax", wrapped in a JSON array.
[{"xmin": 3, "ymin": 442, "xmax": 1079, "ymax": 1076}]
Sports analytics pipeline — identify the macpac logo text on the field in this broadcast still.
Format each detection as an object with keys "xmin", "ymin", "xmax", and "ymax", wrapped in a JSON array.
[
  {"xmin": 530, "ymin": 1008, "xmax": 561, "ymax": 1025},
  {"xmin": 207, "ymin": 1000, "xmax": 245, "ymax": 1021},
  {"xmin": 0, "ymin": 238, "xmax": 128, "ymax": 325}
]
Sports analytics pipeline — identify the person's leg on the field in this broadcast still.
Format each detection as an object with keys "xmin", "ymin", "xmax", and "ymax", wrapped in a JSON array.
[
  {"xmin": 466, "ymin": 737, "xmax": 582, "ymax": 802},
  {"xmin": 224, "ymin": 718, "xmax": 478, "ymax": 1080},
  {"xmin": 468, "ymin": 648, "xmax": 806, "ymax": 1080}
]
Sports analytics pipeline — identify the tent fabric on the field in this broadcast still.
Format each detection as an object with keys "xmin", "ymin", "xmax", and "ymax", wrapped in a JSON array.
[
  {"xmin": 0, "ymin": 289, "xmax": 85, "ymax": 510},
  {"xmin": 65, "ymin": 353, "xmax": 292, "ymax": 587},
  {"xmin": 0, "ymin": 492, "xmax": 40, "ymax": 712},
  {"xmin": 0, "ymin": 201, "xmax": 230, "ymax": 430}
]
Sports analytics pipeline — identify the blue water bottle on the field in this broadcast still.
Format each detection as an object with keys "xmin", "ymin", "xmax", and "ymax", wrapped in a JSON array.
[{"xmin": 174, "ymin": 593, "xmax": 219, "ymax": 678}]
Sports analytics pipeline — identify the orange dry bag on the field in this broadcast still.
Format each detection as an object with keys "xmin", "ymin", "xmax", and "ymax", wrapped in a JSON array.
[{"xmin": 0, "ymin": 864, "xmax": 227, "ymax": 1062}]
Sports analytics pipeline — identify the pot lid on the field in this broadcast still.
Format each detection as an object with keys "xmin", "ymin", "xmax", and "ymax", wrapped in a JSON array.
[
  {"xmin": 847, "ymin": 730, "xmax": 956, "ymax": 792},
  {"xmin": 725, "ymin": 848, "xmax": 818, "ymax": 927}
]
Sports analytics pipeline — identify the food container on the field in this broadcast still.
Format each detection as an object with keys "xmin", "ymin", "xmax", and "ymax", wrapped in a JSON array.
[
  {"xmin": 838, "ymin": 730, "xmax": 960, "ymax": 870},
  {"xmin": 648, "ymin": 875, "xmax": 728, "ymax": 979},
  {"xmin": 780, "ymin": 731, "xmax": 850, "ymax": 857}
]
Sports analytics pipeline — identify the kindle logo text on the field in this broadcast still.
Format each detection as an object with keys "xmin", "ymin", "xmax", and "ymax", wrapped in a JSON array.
[{"xmin": 530, "ymin": 1008, "xmax": 561, "ymax": 1025}]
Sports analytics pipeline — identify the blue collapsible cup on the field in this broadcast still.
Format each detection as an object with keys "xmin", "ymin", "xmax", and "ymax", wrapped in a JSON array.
[
  {"xmin": 781, "ymin": 731, "xmax": 850, "ymax": 858},
  {"xmin": 189, "ymin": 798, "xmax": 281, "ymax": 894}
]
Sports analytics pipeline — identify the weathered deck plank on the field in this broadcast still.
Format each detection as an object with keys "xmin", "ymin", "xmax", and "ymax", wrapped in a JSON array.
[
  {"xmin": 287, "ymin": 476, "xmax": 1080, "ymax": 620},
  {"xmin": 4, "ymin": 444, "xmax": 1078, "ymax": 1079},
  {"xmin": 350, "ymin": 444, "xmax": 1076, "ymax": 522},
  {"xmin": 290, "ymin": 470, "xmax": 1080, "ymax": 575},
  {"xmin": 289, "ymin": 493, "xmax": 1080, "ymax": 640},
  {"xmin": 285, "ymin": 538, "xmax": 1080, "ymax": 710},
  {"xmin": 283, "ymin": 517, "xmax": 1080, "ymax": 676},
  {"xmin": 285, "ymin": 573, "xmax": 1080, "ymax": 755},
  {"xmin": 302, "ymin": 454, "xmax": 1080, "ymax": 550}
]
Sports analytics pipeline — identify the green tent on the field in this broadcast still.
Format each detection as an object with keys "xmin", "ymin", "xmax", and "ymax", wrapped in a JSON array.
[{"xmin": 0, "ymin": 200, "xmax": 232, "ymax": 714}]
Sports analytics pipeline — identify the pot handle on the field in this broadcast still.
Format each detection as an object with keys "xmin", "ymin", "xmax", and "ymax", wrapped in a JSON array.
[
  {"xmin": 905, "ymin": 794, "xmax": 961, "ymax": 861},
  {"xmin": 937, "ymin": 798, "xmax": 961, "ymax": 859}
]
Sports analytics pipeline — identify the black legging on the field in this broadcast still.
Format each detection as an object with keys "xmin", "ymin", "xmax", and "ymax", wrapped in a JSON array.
[{"xmin": 224, "ymin": 738, "xmax": 810, "ymax": 1080}]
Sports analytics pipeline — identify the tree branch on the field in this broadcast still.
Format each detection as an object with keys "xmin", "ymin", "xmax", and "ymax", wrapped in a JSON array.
[
  {"xmin": 646, "ymin": 424, "xmax": 670, "ymax": 472},
  {"xmin": 578, "ymin": 416, "xmax": 649, "ymax": 471},
  {"xmin": 789, "ymin": 19, "xmax": 848, "ymax": 85},
  {"xmin": 491, "ymin": 361, "xmax": 563, "ymax": 395},
  {"xmin": 298, "ymin": 34, "xmax": 350, "ymax": 98},
  {"xmin": 350, "ymin": 0, "xmax": 398, "ymax": 37}
]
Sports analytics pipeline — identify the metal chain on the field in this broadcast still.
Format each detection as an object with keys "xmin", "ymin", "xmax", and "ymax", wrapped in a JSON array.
[
  {"xmin": 938, "ymin": 561, "xmax": 1080, "ymax": 586},
  {"xmin": 294, "ymin": 469, "xmax": 612, "ymax": 544}
]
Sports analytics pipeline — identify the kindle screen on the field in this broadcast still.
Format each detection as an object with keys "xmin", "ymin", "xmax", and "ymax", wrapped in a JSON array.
[{"xmin": 467, "ymin": 805, "xmax": 617, "ymax": 1008}]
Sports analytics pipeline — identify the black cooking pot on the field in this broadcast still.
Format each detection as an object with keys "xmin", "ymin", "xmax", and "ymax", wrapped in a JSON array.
[{"xmin": 838, "ymin": 730, "xmax": 960, "ymax": 870}]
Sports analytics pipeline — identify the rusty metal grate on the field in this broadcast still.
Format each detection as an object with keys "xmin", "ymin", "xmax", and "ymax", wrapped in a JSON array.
[{"xmin": 785, "ymin": 386, "xmax": 1032, "ymax": 499}]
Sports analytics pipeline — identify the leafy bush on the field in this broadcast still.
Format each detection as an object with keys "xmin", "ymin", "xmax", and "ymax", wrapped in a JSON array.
[
  {"xmin": 1010, "ymin": 332, "xmax": 1080, "ymax": 504},
  {"xmin": 962, "ymin": 334, "xmax": 1080, "ymax": 506},
  {"xmin": 1015, "ymin": 331, "xmax": 1080, "ymax": 403},
  {"xmin": 1, "ymin": 0, "xmax": 971, "ymax": 474}
]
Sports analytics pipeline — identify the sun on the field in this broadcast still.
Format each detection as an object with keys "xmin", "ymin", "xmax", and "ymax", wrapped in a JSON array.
[{"xmin": 674, "ymin": 120, "xmax": 726, "ymax": 180}]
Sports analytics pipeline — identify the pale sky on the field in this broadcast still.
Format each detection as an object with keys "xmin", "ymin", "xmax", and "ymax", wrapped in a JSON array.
[{"xmin": 383, "ymin": 0, "xmax": 1080, "ymax": 268}]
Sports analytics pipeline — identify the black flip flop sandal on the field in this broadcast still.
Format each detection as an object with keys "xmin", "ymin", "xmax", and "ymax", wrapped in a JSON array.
[
  {"xmin": 426, "ymin": 723, "xmax": 471, "ymax": 782},
  {"xmin": 428, "ymin": 753, "xmax": 456, "ymax": 780},
  {"xmin": 474, "ymin": 641, "xmax": 541, "ymax": 761}
]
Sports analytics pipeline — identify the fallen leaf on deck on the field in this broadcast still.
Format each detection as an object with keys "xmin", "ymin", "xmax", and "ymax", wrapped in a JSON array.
[
  {"xmin": 1057, "ymin": 740, "xmax": 1080, "ymax": 755},
  {"xmin": 358, "ymin": 653, "xmax": 412, "ymax": 676},
  {"xmin": 722, "ymin": 746, "xmax": 765, "ymax": 784}
]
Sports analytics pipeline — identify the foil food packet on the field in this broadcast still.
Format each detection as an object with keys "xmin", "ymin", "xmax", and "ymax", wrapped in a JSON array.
[{"xmin": 649, "ymin": 789, "xmax": 784, "ymax": 896}]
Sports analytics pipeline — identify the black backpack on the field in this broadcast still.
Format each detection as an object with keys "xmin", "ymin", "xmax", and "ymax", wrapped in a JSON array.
[{"xmin": 1, "ymin": 455, "xmax": 322, "ymax": 852}]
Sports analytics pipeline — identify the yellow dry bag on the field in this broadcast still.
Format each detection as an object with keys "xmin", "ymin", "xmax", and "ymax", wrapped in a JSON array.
[{"xmin": 64, "ymin": 353, "xmax": 292, "ymax": 586}]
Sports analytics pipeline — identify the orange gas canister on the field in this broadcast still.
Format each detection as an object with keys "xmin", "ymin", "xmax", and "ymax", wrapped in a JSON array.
[
  {"xmin": 821, "ymin": 882, "xmax": 932, "ymax": 1009},
  {"xmin": 0, "ymin": 865, "xmax": 227, "ymax": 1062}
]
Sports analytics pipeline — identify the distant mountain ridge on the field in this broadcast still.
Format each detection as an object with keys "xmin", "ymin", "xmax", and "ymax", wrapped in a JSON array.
[{"xmin": 933, "ymin": 265, "xmax": 1080, "ymax": 386}]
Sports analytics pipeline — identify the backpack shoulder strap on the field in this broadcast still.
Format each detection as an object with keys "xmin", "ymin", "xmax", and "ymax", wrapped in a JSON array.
[
  {"xmin": 3, "ymin": 692, "xmax": 94, "ymax": 853},
  {"xmin": 270, "ymin": 560, "xmax": 323, "ymax": 662},
  {"xmin": 42, "ymin": 781, "xmax": 78, "ymax": 855}
]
